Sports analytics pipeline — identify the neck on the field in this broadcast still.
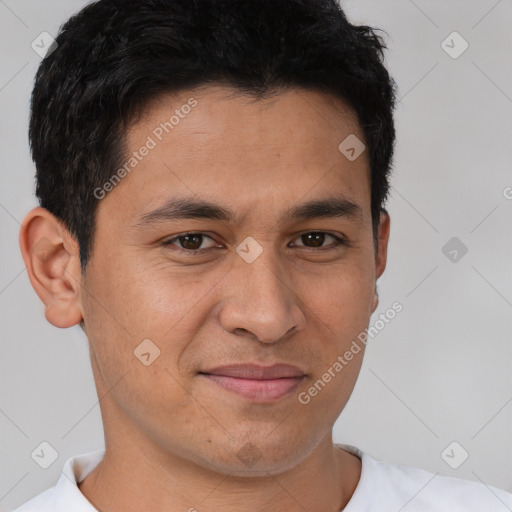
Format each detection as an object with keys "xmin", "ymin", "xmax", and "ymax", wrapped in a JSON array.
[{"xmin": 78, "ymin": 432, "xmax": 361, "ymax": 512}]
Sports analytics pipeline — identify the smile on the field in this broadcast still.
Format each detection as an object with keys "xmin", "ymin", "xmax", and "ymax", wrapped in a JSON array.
[{"xmin": 199, "ymin": 374, "xmax": 305, "ymax": 402}]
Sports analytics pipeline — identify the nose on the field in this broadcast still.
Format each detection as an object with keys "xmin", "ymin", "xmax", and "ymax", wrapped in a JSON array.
[{"xmin": 217, "ymin": 248, "xmax": 306, "ymax": 344}]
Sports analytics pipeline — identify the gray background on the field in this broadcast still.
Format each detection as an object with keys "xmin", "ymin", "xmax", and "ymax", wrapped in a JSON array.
[{"xmin": 1, "ymin": 0, "xmax": 511, "ymax": 510}]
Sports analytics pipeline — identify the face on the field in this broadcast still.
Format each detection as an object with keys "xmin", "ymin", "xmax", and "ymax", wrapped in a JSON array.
[{"xmin": 29, "ymin": 85, "xmax": 390, "ymax": 476}]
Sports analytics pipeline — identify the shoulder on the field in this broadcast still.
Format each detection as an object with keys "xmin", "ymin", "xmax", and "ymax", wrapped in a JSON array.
[
  {"xmin": 10, "ymin": 487, "xmax": 56, "ymax": 512},
  {"xmin": 339, "ymin": 444, "xmax": 512, "ymax": 511},
  {"xmin": 376, "ymin": 458, "xmax": 512, "ymax": 511},
  {"xmin": 10, "ymin": 448, "xmax": 104, "ymax": 512}
]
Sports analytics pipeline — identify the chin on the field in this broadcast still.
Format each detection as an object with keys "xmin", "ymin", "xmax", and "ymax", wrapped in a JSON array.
[{"xmin": 196, "ymin": 435, "xmax": 313, "ymax": 477}]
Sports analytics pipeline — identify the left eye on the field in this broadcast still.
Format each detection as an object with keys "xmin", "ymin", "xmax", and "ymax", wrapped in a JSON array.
[
  {"xmin": 163, "ymin": 231, "xmax": 346, "ymax": 254},
  {"xmin": 290, "ymin": 232, "xmax": 345, "ymax": 249}
]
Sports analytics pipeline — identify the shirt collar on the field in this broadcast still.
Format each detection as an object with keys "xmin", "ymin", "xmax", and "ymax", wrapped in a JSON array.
[{"xmin": 54, "ymin": 448, "xmax": 105, "ymax": 511}]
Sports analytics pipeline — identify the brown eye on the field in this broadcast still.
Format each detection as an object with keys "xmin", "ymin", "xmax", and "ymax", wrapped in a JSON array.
[
  {"xmin": 291, "ymin": 232, "xmax": 345, "ymax": 249},
  {"xmin": 162, "ymin": 233, "xmax": 218, "ymax": 253},
  {"xmin": 176, "ymin": 234, "xmax": 203, "ymax": 250}
]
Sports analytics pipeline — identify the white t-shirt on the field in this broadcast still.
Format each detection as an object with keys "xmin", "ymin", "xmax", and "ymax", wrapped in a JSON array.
[{"xmin": 12, "ymin": 444, "xmax": 512, "ymax": 511}]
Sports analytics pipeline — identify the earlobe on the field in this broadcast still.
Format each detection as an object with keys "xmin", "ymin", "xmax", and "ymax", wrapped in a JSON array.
[
  {"xmin": 371, "ymin": 211, "xmax": 389, "ymax": 315},
  {"xmin": 371, "ymin": 288, "xmax": 379, "ymax": 313},
  {"xmin": 375, "ymin": 211, "xmax": 391, "ymax": 279},
  {"xmin": 19, "ymin": 207, "xmax": 84, "ymax": 328}
]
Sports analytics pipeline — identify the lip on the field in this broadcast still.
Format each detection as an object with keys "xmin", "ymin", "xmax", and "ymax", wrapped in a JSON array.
[
  {"xmin": 201, "ymin": 363, "xmax": 305, "ymax": 379},
  {"xmin": 198, "ymin": 364, "xmax": 306, "ymax": 402}
]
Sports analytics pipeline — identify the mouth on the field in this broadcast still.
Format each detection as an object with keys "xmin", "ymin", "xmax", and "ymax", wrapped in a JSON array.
[{"xmin": 198, "ymin": 363, "xmax": 306, "ymax": 402}]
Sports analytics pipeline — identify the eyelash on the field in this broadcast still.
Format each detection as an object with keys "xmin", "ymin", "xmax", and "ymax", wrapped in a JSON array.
[{"xmin": 161, "ymin": 231, "xmax": 347, "ymax": 255}]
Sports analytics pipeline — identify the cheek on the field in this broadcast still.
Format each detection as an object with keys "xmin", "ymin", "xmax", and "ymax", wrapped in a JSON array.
[
  {"xmin": 295, "ymin": 270, "xmax": 371, "ymax": 416},
  {"xmin": 122, "ymin": 263, "xmax": 227, "ymax": 341},
  {"xmin": 81, "ymin": 264, "xmax": 205, "ymax": 428},
  {"xmin": 86, "ymin": 248, "xmax": 211, "ymax": 334},
  {"xmin": 296, "ymin": 261, "xmax": 375, "ymax": 338},
  {"xmin": 83, "ymin": 255, "xmax": 230, "ymax": 383}
]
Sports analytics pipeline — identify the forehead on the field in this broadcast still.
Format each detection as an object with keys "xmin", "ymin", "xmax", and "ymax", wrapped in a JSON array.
[
  {"xmin": 133, "ymin": 84, "xmax": 364, "ymax": 150},
  {"xmin": 105, "ymin": 85, "xmax": 371, "ymax": 225}
]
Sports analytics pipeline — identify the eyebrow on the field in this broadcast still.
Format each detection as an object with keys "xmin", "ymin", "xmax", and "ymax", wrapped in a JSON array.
[{"xmin": 133, "ymin": 195, "xmax": 364, "ymax": 229}]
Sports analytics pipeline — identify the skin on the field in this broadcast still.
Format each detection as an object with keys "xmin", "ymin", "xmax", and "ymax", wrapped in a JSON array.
[{"xmin": 19, "ymin": 85, "xmax": 390, "ymax": 512}]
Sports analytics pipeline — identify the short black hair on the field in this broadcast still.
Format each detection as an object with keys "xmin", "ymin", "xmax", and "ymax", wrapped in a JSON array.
[{"xmin": 29, "ymin": 0, "xmax": 398, "ymax": 272}]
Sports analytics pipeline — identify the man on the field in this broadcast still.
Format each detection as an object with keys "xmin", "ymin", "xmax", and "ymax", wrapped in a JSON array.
[{"xmin": 15, "ymin": 0, "xmax": 512, "ymax": 510}]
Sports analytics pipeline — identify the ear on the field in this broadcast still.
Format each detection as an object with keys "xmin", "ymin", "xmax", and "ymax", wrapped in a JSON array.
[
  {"xmin": 371, "ymin": 210, "xmax": 390, "ymax": 314},
  {"xmin": 19, "ymin": 207, "xmax": 84, "ymax": 328}
]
